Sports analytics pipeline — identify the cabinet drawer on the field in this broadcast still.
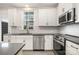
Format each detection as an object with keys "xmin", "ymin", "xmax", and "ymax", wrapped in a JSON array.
[
  {"xmin": 66, "ymin": 40, "xmax": 79, "ymax": 55},
  {"xmin": 66, "ymin": 46, "xmax": 78, "ymax": 55},
  {"xmin": 66, "ymin": 40, "xmax": 79, "ymax": 49}
]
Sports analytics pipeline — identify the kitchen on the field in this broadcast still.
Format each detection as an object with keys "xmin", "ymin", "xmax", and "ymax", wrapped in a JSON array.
[{"xmin": 0, "ymin": 3, "xmax": 79, "ymax": 55}]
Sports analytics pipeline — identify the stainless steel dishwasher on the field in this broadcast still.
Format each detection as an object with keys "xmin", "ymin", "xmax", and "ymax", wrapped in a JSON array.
[{"xmin": 33, "ymin": 35, "xmax": 45, "ymax": 51}]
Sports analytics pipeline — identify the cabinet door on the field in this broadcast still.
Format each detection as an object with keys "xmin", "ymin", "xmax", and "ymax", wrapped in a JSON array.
[
  {"xmin": 4, "ymin": 35, "xmax": 7, "ymax": 42},
  {"xmin": 45, "ymin": 35, "xmax": 53, "ymax": 50},
  {"xmin": 10, "ymin": 35, "xmax": 17, "ymax": 43},
  {"xmin": 57, "ymin": 4, "xmax": 64, "ymax": 16},
  {"xmin": 66, "ymin": 40, "xmax": 79, "ymax": 55},
  {"xmin": 3, "ymin": 35, "xmax": 9, "ymax": 42},
  {"xmin": 47, "ymin": 8, "xmax": 57, "ymax": 26},
  {"xmin": 75, "ymin": 3, "xmax": 79, "ymax": 23},
  {"xmin": 63, "ymin": 3, "xmax": 75, "ymax": 12},
  {"xmin": 38, "ymin": 9, "xmax": 48, "ymax": 26},
  {"xmin": 8, "ymin": 9, "xmax": 17, "ymax": 26},
  {"xmin": 3, "ymin": 35, "xmax": 12, "ymax": 43},
  {"xmin": 23, "ymin": 35, "xmax": 33, "ymax": 50},
  {"xmin": 15, "ymin": 36, "xmax": 25, "ymax": 43},
  {"xmin": 15, "ymin": 9, "xmax": 24, "ymax": 27},
  {"xmin": 38, "ymin": 8, "xmax": 57, "ymax": 26},
  {"xmin": 8, "ymin": 8, "xmax": 24, "ymax": 27}
]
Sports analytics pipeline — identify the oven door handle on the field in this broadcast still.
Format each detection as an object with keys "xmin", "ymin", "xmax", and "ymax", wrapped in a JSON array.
[{"xmin": 54, "ymin": 39, "xmax": 64, "ymax": 46}]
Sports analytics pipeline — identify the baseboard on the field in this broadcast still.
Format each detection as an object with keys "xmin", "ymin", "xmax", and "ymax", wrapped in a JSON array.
[
  {"xmin": 22, "ymin": 49, "xmax": 54, "ymax": 51},
  {"xmin": 33, "ymin": 49, "xmax": 44, "ymax": 51},
  {"xmin": 45, "ymin": 49, "xmax": 54, "ymax": 51}
]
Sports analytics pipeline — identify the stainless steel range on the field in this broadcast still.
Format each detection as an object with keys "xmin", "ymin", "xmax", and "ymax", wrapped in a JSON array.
[{"xmin": 53, "ymin": 34, "xmax": 65, "ymax": 55}]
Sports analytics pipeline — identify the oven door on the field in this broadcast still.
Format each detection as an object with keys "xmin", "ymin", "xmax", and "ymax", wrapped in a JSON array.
[{"xmin": 53, "ymin": 39, "xmax": 65, "ymax": 55}]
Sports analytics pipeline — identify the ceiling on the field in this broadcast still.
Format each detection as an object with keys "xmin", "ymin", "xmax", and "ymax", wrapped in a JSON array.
[{"xmin": 0, "ymin": 3, "xmax": 58, "ymax": 8}]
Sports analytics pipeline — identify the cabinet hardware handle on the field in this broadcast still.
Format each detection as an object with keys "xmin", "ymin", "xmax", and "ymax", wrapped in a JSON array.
[{"xmin": 71, "ymin": 45, "xmax": 78, "ymax": 49}]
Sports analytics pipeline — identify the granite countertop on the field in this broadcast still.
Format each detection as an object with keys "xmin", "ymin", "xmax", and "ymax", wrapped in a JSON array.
[
  {"xmin": 64, "ymin": 34, "xmax": 79, "ymax": 44},
  {"xmin": 53, "ymin": 33, "xmax": 79, "ymax": 44},
  {"xmin": 0, "ymin": 43, "xmax": 25, "ymax": 55}
]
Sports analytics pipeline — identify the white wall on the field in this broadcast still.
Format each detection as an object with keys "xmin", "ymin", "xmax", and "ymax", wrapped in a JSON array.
[
  {"xmin": 59, "ymin": 24, "xmax": 79, "ymax": 36},
  {"xmin": 0, "ymin": 8, "xmax": 9, "ymax": 41}
]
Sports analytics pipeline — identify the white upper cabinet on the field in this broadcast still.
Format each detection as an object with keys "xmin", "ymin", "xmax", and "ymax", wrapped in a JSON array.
[
  {"xmin": 75, "ymin": 3, "xmax": 79, "ymax": 23},
  {"xmin": 63, "ymin": 3, "xmax": 75, "ymax": 12},
  {"xmin": 57, "ymin": 4, "xmax": 64, "ymax": 16},
  {"xmin": 57, "ymin": 3, "xmax": 76, "ymax": 25},
  {"xmin": 8, "ymin": 8, "xmax": 17, "ymax": 26},
  {"xmin": 8, "ymin": 8, "xmax": 24, "ymax": 27},
  {"xmin": 0, "ymin": 9, "xmax": 9, "ymax": 22},
  {"xmin": 38, "ymin": 8, "xmax": 58, "ymax": 26},
  {"xmin": 57, "ymin": 3, "xmax": 75, "ymax": 16}
]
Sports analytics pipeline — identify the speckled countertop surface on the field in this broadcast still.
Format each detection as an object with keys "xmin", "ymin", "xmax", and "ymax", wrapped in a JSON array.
[
  {"xmin": 64, "ymin": 34, "xmax": 79, "ymax": 44},
  {"xmin": 0, "ymin": 43, "xmax": 25, "ymax": 55},
  {"xmin": 5, "ymin": 33, "xmax": 79, "ymax": 44}
]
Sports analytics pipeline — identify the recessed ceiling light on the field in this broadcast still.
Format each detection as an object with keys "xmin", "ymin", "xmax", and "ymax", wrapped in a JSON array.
[
  {"xmin": 24, "ymin": 8, "xmax": 32, "ymax": 11},
  {"xmin": 24, "ymin": 5, "xmax": 32, "ymax": 11},
  {"xmin": 25, "ymin": 5, "xmax": 30, "ymax": 8}
]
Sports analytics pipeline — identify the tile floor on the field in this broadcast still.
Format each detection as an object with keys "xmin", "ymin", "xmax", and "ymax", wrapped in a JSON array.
[{"xmin": 22, "ymin": 50, "xmax": 55, "ymax": 55}]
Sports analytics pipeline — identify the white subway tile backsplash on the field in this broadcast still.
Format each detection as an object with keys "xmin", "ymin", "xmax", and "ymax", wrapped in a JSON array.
[{"xmin": 59, "ymin": 24, "xmax": 79, "ymax": 36}]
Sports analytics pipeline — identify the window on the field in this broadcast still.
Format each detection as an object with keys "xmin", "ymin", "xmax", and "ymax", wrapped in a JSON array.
[{"xmin": 24, "ymin": 12, "xmax": 34, "ymax": 29}]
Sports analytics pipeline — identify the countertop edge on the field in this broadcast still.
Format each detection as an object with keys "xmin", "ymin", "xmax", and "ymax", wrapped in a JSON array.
[
  {"xmin": 14, "ymin": 44, "xmax": 25, "ymax": 55},
  {"xmin": 64, "ymin": 34, "xmax": 79, "ymax": 45}
]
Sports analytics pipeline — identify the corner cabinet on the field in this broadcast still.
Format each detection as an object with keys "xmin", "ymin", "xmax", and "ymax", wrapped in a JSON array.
[{"xmin": 38, "ymin": 8, "xmax": 58, "ymax": 26}]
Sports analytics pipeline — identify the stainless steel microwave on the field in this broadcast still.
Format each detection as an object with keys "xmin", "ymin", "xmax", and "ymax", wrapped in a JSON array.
[
  {"xmin": 59, "ymin": 13, "xmax": 67, "ymax": 24},
  {"xmin": 67, "ymin": 8, "xmax": 75, "ymax": 22},
  {"xmin": 59, "ymin": 8, "xmax": 75, "ymax": 24}
]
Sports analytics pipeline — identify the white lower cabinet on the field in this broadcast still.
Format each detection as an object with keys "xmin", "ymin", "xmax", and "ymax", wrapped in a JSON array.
[
  {"xmin": 4, "ymin": 35, "xmax": 33, "ymax": 50},
  {"xmin": 10, "ymin": 35, "xmax": 17, "ymax": 43},
  {"xmin": 4, "ymin": 35, "xmax": 11, "ymax": 43},
  {"xmin": 44, "ymin": 35, "xmax": 53, "ymax": 50},
  {"xmin": 13, "ymin": 35, "xmax": 33, "ymax": 50},
  {"xmin": 66, "ymin": 40, "xmax": 79, "ymax": 55},
  {"xmin": 4, "ymin": 35, "xmax": 9, "ymax": 42},
  {"xmin": 4, "ymin": 35, "xmax": 53, "ymax": 51},
  {"xmin": 22, "ymin": 35, "xmax": 33, "ymax": 50}
]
